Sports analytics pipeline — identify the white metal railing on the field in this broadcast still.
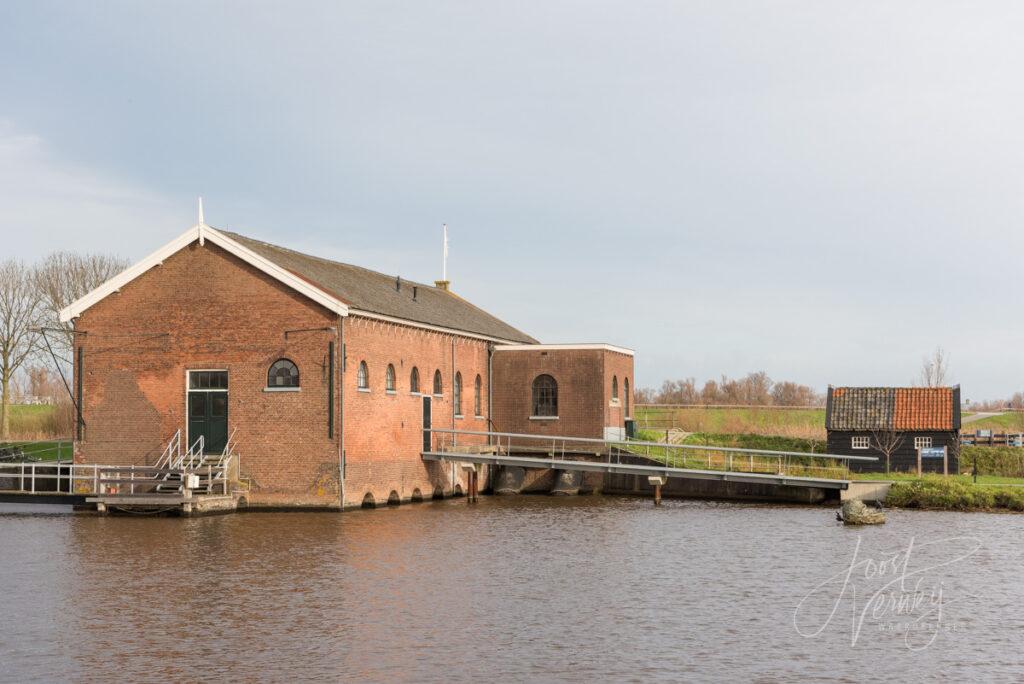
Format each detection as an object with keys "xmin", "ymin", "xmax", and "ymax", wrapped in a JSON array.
[
  {"xmin": 154, "ymin": 430, "xmax": 182, "ymax": 470},
  {"xmin": 426, "ymin": 428, "xmax": 877, "ymax": 481}
]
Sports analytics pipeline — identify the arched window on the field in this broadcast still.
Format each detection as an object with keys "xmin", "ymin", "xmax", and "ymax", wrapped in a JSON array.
[
  {"xmin": 624, "ymin": 377, "xmax": 630, "ymax": 416},
  {"xmin": 474, "ymin": 374, "xmax": 482, "ymax": 416},
  {"xmin": 454, "ymin": 372, "xmax": 463, "ymax": 416},
  {"xmin": 267, "ymin": 358, "xmax": 299, "ymax": 388},
  {"xmin": 357, "ymin": 361, "xmax": 369, "ymax": 389},
  {"xmin": 433, "ymin": 370, "xmax": 443, "ymax": 395},
  {"xmin": 612, "ymin": 375, "xmax": 619, "ymax": 402},
  {"xmin": 410, "ymin": 367, "xmax": 420, "ymax": 393},
  {"xmin": 532, "ymin": 374, "xmax": 558, "ymax": 417},
  {"xmin": 386, "ymin": 364, "xmax": 396, "ymax": 392}
]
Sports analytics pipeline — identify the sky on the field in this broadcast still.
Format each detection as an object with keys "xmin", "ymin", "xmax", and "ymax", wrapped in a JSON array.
[{"xmin": 2, "ymin": 1, "xmax": 1023, "ymax": 401}]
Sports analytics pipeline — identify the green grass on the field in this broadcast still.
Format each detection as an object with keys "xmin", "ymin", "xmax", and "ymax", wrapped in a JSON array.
[
  {"xmin": 680, "ymin": 432, "xmax": 823, "ymax": 453},
  {"xmin": 849, "ymin": 471, "xmax": 1024, "ymax": 486},
  {"xmin": 0, "ymin": 440, "xmax": 72, "ymax": 462},
  {"xmin": 885, "ymin": 475, "xmax": 1024, "ymax": 511},
  {"xmin": 633, "ymin": 406, "xmax": 825, "ymax": 438},
  {"xmin": 961, "ymin": 412, "xmax": 1024, "ymax": 432},
  {"xmin": 2, "ymin": 403, "xmax": 71, "ymax": 441}
]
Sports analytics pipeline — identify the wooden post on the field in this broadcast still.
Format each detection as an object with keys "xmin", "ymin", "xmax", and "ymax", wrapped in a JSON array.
[
  {"xmin": 917, "ymin": 447, "xmax": 922, "ymax": 476},
  {"xmin": 943, "ymin": 445, "xmax": 948, "ymax": 476},
  {"xmin": 654, "ymin": 482, "xmax": 662, "ymax": 506}
]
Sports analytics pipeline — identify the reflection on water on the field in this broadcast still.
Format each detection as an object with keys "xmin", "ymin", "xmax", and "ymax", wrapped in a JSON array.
[{"xmin": 1, "ymin": 496, "xmax": 1022, "ymax": 681}]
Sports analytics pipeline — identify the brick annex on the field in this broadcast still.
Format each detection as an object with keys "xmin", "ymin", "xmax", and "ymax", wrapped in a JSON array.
[{"xmin": 61, "ymin": 223, "xmax": 634, "ymax": 509}]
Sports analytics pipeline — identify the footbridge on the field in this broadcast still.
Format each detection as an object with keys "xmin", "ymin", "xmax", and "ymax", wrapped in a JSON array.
[{"xmin": 422, "ymin": 429, "xmax": 877, "ymax": 492}]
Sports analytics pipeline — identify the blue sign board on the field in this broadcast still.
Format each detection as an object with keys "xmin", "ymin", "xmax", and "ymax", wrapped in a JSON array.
[{"xmin": 920, "ymin": 447, "xmax": 946, "ymax": 459}]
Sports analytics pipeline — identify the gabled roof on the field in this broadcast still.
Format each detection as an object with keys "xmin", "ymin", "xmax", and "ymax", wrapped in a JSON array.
[
  {"xmin": 826, "ymin": 386, "xmax": 960, "ymax": 431},
  {"xmin": 219, "ymin": 231, "xmax": 535, "ymax": 343},
  {"xmin": 60, "ymin": 224, "xmax": 536, "ymax": 344}
]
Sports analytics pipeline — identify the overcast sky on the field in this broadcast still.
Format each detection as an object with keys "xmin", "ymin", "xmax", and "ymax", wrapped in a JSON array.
[{"xmin": 2, "ymin": 2, "xmax": 1023, "ymax": 400}]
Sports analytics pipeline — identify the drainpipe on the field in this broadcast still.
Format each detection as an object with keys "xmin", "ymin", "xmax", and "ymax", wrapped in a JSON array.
[
  {"xmin": 451, "ymin": 337, "xmax": 456, "ymax": 492},
  {"xmin": 338, "ymin": 316, "xmax": 345, "ymax": 511}
]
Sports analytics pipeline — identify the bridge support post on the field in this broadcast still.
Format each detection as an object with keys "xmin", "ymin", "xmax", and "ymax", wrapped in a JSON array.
[{"xmin": 648, "ymin": 476, "xmax": 666, "ymax": 506}]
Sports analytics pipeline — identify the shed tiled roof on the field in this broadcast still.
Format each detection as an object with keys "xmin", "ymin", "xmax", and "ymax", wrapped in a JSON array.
[
  {"xmin": 221, "ymin": 231, "xmax": 536, "ymax": 344},
  {"xmin": 826, "ymin": 386, "xmax": 959, "ymax": 431}
]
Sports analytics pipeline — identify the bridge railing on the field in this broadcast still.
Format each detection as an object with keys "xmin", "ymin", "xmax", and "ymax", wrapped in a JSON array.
[
  {"xmin": 0, "ymin": 461, "xmax": 232, "ymax": 497},
  {"xmin": 427, "ymin": 428, "xmax": 876, "ymax": 481}
]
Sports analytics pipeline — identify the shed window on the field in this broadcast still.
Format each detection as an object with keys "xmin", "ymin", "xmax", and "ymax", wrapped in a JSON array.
[
  {"xmin": 267, "ymin": 359, "xmax": 299, "ymax": 388},
  {"xmin": 410, "ymin": 367, "xmax": 420, "ymax": 393},
  {"xmin": 914, "ymin": 436, "xmax": 933, "ymax": 450},
  {"xmin": 386, "ymin": 364, "xmax": 396, "ymax": 392},
  {"xmin": 357, "ymin": 361, "xmax": 369, "ymax": 390},
  {"xmin": 532, "ymin": 374, "xmax": 558, "ymax": 417},
  {"xmin": 454, "ymin": 372, "xmax": 463, "ymax": 416},
  {"xmin": 433, "ymin": 370, "xmax": 443, "ymax": 395},
  {"xmin": 852, "ymin": 436, "xmax": 869, "ymax": 449},
  {"xmin": 475, "ymin": 374, "xmax": 482, "ymax": 416}
]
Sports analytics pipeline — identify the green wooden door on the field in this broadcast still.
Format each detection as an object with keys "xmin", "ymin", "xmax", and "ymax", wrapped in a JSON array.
[{"xmin": 187, "ymin": 371, "xmax": 228, "ymax": 455}]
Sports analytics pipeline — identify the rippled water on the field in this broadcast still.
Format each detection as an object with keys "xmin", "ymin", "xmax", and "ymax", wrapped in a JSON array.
[{"xmin": 1, "ymin": 496, "xmax": 1023, "ymax": 682}]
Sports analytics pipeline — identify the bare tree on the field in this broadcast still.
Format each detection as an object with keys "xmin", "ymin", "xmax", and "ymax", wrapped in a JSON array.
[
  {"xmin": 918, "ymin": 347, "xmax": 950, "ymax": 388},
  {"xmin": 34, "ymin": 252, "xmax": 128, "ymax": 356},
  {"xmin": 869, "ymin": 429, "xmax": 905, "ymax": 474},
  {"xmin": 0, "ymin": 260, "xmax": 43, "ymax": 438}
]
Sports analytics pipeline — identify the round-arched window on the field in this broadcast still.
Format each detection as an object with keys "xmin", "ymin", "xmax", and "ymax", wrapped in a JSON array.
[
  {"xmin": 433, "ymin": 370, "xmax": 443, "ymax": 395},
  {"xmin": 454, "ymin": 372, "xmax": 463, "ymax": 415},
  {"xmin": 268, "ymin": 359, "xmax": 299, "ymax": 388},
  {"xmin": 386, "ymin": 364, "xmax": 396, "ymax": 392},
  {"xmin": 410, "ymin": 367, "xmax": 420, "ymax": 393},
  {"xmin": 357, "ymin": 361, "xmax": 369, "ymax": 389},
  {"xmin": 532, "ymin": 374, "xmax": 558, "ymax": 417}
]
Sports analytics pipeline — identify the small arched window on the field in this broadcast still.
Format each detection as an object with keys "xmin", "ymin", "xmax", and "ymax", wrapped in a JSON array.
[
  {"xmin": 410, "ymin": 367, "xmax": 420, "ymax": 393},
  {"xmin": 532, "ymin": 374, "xmax": 558, "ymax": 417},
  {"xmin": 454, "ymin": 372, "xmax": 463, "ymax": 416},
  {"xmin": 386, "ymin": 364, "xmax": 396, "ymax": 392},
  {"xmin": 612, "ymin": 375, "xmax": 619, "ymax": 402},
  {"xmin": 268, "ymin": 358, "xmax": 299, "ymax": 388},
  {"xmin": 433, "ymin": 370, "xmax": 443, "ymax": 395},
  {"xmin": 624, "ymin": 377, "xmax": 630, "ymax": 416},
  {"xmin": 474, "ymin": 374, "xmax": 482, "ymax": 416},
  {"xmin": 357, "ymin": 361, "xmax": 369, "ymax": 389}
]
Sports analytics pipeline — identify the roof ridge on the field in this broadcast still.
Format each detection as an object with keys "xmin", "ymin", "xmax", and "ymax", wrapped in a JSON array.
[{"xmin": 218, "ymin": 229, "xmax": 440, "ymax": 291}]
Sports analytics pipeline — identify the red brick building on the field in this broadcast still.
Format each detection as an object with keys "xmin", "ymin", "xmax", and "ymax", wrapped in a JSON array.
[{"xmin": 61, "ymin": 222, "xmax": 635, "ymax": 509}]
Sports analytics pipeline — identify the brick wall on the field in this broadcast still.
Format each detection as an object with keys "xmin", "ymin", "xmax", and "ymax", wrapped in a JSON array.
[
  {"xmin": 73, "ymin": 239, "xmax": 488, "ymax": 509},
  {"xmin": 340, "ymin": 315, "xmax": 491, "ymax": 508},
  {"xmin": 491, "ymin": 348, "xmax": 635, "ymax": 440}
]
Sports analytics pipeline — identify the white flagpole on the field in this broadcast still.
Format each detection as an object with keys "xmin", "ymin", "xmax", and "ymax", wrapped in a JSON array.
[{"xmin": 442, "ymin": 223, "xmax": 448, "ymax": 282}]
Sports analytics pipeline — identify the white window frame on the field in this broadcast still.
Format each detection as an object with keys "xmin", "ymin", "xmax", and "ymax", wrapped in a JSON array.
[
  {"xmin": 914, "ymin": 436, "xmax": 933, "ymax": 450},
  {"xmin": 851, "ymin": 436, "xmax": 869, "ymax": 450}
]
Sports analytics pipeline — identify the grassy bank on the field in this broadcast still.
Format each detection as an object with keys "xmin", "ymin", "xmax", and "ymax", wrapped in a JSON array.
[
  {"xmin": 3, "ymin": 403, "xmax": 72, "ymax": 440},
  {"xmin": 0, "ymin": 440, "xmax": 73, "ymax": 461},
  {"xmin": 885, "ymin": 476, "xmax": 1024, "ymax": 512},
  {"xmin": 634, "ymin": 406, "xmax": 825, "ymax": 440}
]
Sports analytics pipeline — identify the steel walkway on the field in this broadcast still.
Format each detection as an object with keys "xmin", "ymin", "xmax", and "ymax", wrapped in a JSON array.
[{"xmin": 423, "ymin": 429, "xmax": 878, "ymax": 491}]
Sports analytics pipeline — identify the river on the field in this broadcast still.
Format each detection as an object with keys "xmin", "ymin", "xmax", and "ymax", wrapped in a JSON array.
[{"xmin": 1, "ymin": 496, "xmax": 1022, "ymax": 682}]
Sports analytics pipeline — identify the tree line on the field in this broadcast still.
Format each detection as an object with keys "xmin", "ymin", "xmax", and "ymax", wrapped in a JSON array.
[
  {"xmin": 0, "ymin": 253, "xmax": 128, "ymax": 438},
  {"xmin": 635, "ymin": 372, "xmax": 824, "ymax": 407}
]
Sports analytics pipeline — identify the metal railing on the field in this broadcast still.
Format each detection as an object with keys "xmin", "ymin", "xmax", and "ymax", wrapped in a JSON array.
[
  {"xmin": 0, "ymin": 461, "xmax": 232, "ymax": 498},
  {"xmin": 427, "ymin": 428, "xmax": 876, "ymax": 481}
]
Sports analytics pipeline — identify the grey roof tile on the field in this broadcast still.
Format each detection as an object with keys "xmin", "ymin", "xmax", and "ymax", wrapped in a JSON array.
[{"xmin": 222, "ymin": 230, "xmax": 536, "ymax": 344}]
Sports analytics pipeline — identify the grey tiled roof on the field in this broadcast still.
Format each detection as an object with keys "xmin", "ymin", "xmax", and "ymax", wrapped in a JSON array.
[
  {"xmin": 222, "ymin": 230, "xmax": 536, "ymax": 344},
  {"xmin": 827, "ymin": 387, "xmax": 895, "ymax": 430}
]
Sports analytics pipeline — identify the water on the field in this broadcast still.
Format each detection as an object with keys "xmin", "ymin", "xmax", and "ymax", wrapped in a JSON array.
[{"xmin": 1, "ymin": 496, "xmax": 1023, "ymax": 682}]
